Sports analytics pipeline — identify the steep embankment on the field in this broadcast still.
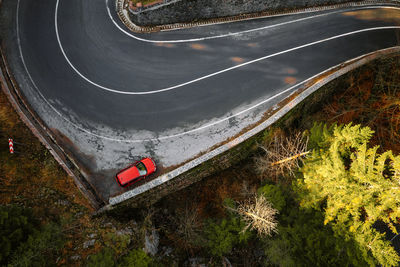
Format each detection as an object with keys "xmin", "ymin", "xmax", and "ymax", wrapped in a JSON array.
[{"xmin": 128, "ymin": 0, "xmax": 363, "ymax": 26}]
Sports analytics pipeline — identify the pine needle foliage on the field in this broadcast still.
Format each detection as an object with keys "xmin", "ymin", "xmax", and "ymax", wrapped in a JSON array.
[
  {"xmin": 118, "ymin": 249, "xmax": 152, "ymax": 267},
  {"xmin": 0, "ymin": 205, "xmax": 37, "ymax": 265},
  {"xmin": 297, "ymin": 122, "xmax": 400, "ymax": 266},
  {"xmin": 204, "ymin": 216, "xmax": 251, "ymax": 257}
]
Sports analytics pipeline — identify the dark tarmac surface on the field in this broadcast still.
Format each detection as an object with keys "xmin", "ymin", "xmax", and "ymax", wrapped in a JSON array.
[{"xmin": 0, "ymin": 0, "xmax": 399, "ymax": 201}]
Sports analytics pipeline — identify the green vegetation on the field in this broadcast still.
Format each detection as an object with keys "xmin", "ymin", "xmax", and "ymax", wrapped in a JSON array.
[
  {"xmin": 86, "ymin": 248, "xmax": 153, "ymax": 267},
  {"xmin": 85, "ymin": 232, "xmax": 154, "ymax": 267},
  {"xmin": 297, "ymin": 123, "xmax": 400, "ymax": 266},
  {"xmin": 204, "ymin": 216, "xmax": 252, "ymax": 257},
  {"xmin": 118, "ymin": 249, "xmax": 153, "ymax": 267},
  {"xmin": 86, "ymin": 248, "xmax": 116, "ymax": 267},
  {"xmin": 0, "ymin": 205, "xmax": 64, "ymax": 267},
  {"xmin": 0, "ymin": 205, "xmax": 37, "ymax": 265},
  {"xmin": 260, "ymin": 184, "xmax": 365, "ymax": 267},
  {"xmin": 1, "ymin": 50, "xmax": 399, "ymax": 265},
  {"xmin": 9, "ymin": 222, "xmax": 65, "ymax": 267}
]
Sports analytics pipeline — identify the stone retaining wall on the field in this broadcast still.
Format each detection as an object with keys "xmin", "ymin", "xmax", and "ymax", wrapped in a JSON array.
[{"xmin": 129, "ymin": 0, "xmax": 361, "ymax": 26}]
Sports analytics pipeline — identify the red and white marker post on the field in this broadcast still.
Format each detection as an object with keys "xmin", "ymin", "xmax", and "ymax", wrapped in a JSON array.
[{"xmin": 8, "ymin": 138, "xmax": 14, "ymax": 154}]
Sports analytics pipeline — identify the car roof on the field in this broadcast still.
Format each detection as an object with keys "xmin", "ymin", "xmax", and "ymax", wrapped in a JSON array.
[
  {"xmin": 117, "ymin": 165, "xmax": 140, "ymax": 185},
  {"xmin": 141, "ymin": 157, "xmax": 153, "ymax": 167}
]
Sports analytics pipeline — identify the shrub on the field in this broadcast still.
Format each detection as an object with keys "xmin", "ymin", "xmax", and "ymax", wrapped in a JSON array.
[
  {"xmin": 8, "ymin": 222, "xmax": 64, "ymax": 267},
  {"xmin": 118, "ymin": 249, "xmax": 152, "ymax": 267},
  {"xmin": 86, "ymin": 248, "xmax": 116, "ymax": 267},
  {"xmin": 0, "ymin": 205, "xmax": 37, "ymax": 265},
  {"xmin": 204, "ymin": 216, "xmax": 251, "ymax": 257}
]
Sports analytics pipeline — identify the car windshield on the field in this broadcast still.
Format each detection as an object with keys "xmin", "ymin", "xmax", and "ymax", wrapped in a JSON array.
[{"xmin": 136, "ymin": 162, "xmax": 147, "ymax": 176}]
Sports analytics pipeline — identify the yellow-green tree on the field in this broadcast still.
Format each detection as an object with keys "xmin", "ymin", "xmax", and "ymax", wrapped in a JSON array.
[{"xmin": 296, "ymin": 123, "xmax": 400, "ymax": 266}]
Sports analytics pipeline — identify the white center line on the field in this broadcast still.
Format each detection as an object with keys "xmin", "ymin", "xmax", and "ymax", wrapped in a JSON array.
[
  {"xmin": 16, "ymin": 0, "xmax": 400, "ymax": 142},
  {"xmin": 105, "ymin": 0, "xmax": 400, "ymax": 43}
]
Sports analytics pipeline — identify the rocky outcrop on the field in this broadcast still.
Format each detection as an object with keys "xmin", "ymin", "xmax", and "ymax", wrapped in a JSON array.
[{"xmin": 129, "ymin": 0, "xmax": 361, "ymax": 26}]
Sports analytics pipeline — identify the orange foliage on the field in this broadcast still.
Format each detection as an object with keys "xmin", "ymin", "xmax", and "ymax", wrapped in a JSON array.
[
  {"xmin": 0, "ymin": 88, "xmax": 97, "ymax": 263},
  {"xmin": 321, "ymin": 56, "xmax": 400, "ymax": 153}
]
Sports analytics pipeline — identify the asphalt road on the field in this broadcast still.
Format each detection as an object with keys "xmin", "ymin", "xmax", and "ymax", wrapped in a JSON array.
[{"xmin": 1, "ymin": 0, "xmax": 399, "ymax": 201}]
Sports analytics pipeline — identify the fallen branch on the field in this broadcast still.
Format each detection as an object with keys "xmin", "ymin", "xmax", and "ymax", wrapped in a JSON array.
[{"xmin": 270, "ymin": 151, "xmax": 310, "ymax": 166}]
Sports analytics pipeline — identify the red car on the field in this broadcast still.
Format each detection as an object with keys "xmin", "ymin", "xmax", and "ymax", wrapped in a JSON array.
[{"xmin": 116, "ymin": 158, "xmax": 156, "ymax": 187}]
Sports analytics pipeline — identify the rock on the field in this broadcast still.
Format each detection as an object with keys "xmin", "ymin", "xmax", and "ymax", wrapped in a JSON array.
[
  {"xmin": 161, "ymin": 246, "xmax": 173, "ymax": 257},
  {"xmin": 70, "ymin": 255, "xmax": 81, "ymax": 261},
  {"xmin": 57, "ymin": 199, "xmax": 70, "ymax": 206},
  {"xmin": 222, "ymin": 257, "xmax": 232, "ymax": 267},
  {"xmin": 102, "ymin": 222, "xmax": 115, "ymax": 229},
  {"xmin": 116, "ymin": 227, "xmax": 133, "ymax": 236},
  {"xmin": 188, "ymin": 257, "xmax": 206, "ymax": 267},
  {"xmin": 144, "ymin": 229, "xmax": 159, "ymax": 256},
  {"xmin": 83, "ymin": 239, "xmax": 96, "ymax": 249},
  {"xmin": 130, "ymin": 0, "xmax": 356, "ymax": 27}
]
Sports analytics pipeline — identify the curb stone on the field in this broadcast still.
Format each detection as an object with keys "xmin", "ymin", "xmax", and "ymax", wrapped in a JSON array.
[
  {"xmin": 105, "ymin": 47, "xmax": 400, "ymax": 209},
  {"xmin": 116, "ymin": 0, "xmax": 400, "ymax": 33}
]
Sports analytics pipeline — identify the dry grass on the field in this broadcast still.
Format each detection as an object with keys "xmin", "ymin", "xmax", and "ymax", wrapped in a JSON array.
[
  {"xmin": 129, "ymin": 0, "xmax": 160, "ymax": 7},
  {"xmin": 2, "ymin": 52, "xmax": 400, "ymax": 265},
  {"xmin": 168, "ymin": 204, "xmax": 204, "ymax": 253},
  {"xmin": 0, "ymin": 88, "xmax": 99, "ymax": 264},
  {"xmin": 255, "ymin": 129, "xmax": 308, "ymax": 183},
  {"xmin": 0, "ymin": 90, "xmax": 91, "ymax": 211},
  {"xmin": 321, "ymin": 56, "xmax": 400, "ymax": 153}
]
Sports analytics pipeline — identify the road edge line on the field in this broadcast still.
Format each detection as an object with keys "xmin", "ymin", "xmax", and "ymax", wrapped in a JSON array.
[
  {"xmin": 0, "ymin": 46, "xmax": 105, "ymax": 210},
  {"xmin": 104, "ymin": 46, "xmax": 400, "ymax": 211},
  {"xmin": 116, "ymin": 0, "xmax": 400, "ymax": 33}
]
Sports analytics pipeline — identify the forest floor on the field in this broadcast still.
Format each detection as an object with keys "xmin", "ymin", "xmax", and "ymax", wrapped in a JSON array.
[{"xmin": 0, "ymin": 52, "xmax": 399, "ymax": 265}]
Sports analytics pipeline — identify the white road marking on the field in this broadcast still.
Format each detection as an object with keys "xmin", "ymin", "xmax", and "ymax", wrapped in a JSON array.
[
  {"xmin": 16, "ymin": 1, "xmax": 87, "ymax": 139},
  {"xmin": 105, "ymin": 0, "xmax": 400, "ymax": 43},
  {"xmin": 17, "ymin": 0, "xmax": 400, "ymax": 142},
  {"xmin": 56, "ymin": 1, "xmax": 400, "ymax": 95},
  {"xmin": 59, "ymin": 7, "xmax": 400, "ymax": 95},
  {"xmin": 106, "ymin": 0, "xmax": 338, "ymax": 43}
]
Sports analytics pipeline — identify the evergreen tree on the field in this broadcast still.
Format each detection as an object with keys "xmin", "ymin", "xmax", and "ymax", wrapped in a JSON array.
[
  {"xmin": 204, "ymin": 215, "xmax": 251, "ymax": 257},
  {"xmin": 257, "ymin": 184, "xmax": 286, "ymax": 211},
  {"xmin": 86, "ymin": 248, "xmax": 116, "ymax": 267},
  {"xmin": 118, "ymin": 249, "xmax": 152, "ymax": 267},
  {"xmin": 0, "ymin": 205, "xmax": 37, "ymax": 265},
  {"xmin": 8, "ymin": 222, "xmax": 64, "ymax": 267},
  {"xmin": 259, "ymin": 184, "xmax": 366, "ymax": 267},
  {"xmin": 296, "ymin": 123, "xmax": 400, "ymax": 266}
]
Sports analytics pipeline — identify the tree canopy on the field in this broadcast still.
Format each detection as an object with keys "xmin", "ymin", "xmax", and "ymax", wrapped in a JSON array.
[
  {"xmin": 259, "ymin": 183, "xmax": 365, "ymax": 266},
  {"xmin": 0, "ymin": 205, "xmax": 37, "ymax": 265},
  {"xmin": 296, "ymin": 123, "xmax": 400, "ymax": 266}
]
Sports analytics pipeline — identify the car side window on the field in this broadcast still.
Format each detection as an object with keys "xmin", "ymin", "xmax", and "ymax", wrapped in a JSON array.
[{"xmin": 136, "ymin": 162, "xmax": 147, "ymax": 176}]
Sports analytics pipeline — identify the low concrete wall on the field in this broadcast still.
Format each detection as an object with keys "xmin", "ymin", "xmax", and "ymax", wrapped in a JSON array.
[
  {"xmin": 129, "ymin": 0, "xmax": 360, "ymax": 26},
  {"xmin": 103, "ymin": 47, "xmax": 400, "ymax": 214}
]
